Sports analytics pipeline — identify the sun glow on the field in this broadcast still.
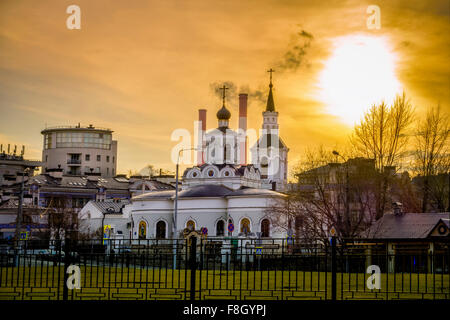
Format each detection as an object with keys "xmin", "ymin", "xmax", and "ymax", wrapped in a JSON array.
[{"xmin": 318, "ymin": 35, "xmax": 402, "ymax": 125}]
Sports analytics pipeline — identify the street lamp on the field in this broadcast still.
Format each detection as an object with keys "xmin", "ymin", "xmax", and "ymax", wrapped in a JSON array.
[
  {"xmin": 332, "ymin": 151, "xmax": 350, "ymax": 237},
  {"xmin": 173, "ymin": 147, "xmax": 200, "ymax": 269},
  {"xmin": 15, "ymin": 167, "xmax": 32, "ymax": 241},
  {"xmin": 14, "ymin": 167, "xmax": 33, "ymax": 266}
]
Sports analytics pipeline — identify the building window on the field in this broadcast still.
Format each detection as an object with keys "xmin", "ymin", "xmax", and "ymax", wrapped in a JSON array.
[
  {"xmin": 112, "ymin": 168, "xmax": 115, "ymax": 176},
  {"xmin": 113, "ymin": 156, "xmax": 115, "ymax": 163},
  {"xmin": 45, "ymin": 155, "xmax": 48, "ymax": 162},
  {"xmin": 85, "ymin": 154, "xmax": 90, "ymax": 161},
  {"xmin": 97, "ymin": 155, "xmax": 101, "ymax": 161},
  {"xmin": 156, "ymin": 221, "xmax": 166, "ymax": 239},
  {"xmin": 186, "ymin": 220, "xmax": 195, "ymax": 231},
  {"xmin": 261, "ymin": 219, "xmax": 270, "ymax": 237},
  {"xmin": 96, "ymin": 167, "xmax": 100, "ymax": 173},
  {"xmin": 208, "ymin": 170, "xmax": 214, "ymax": 177},
  {"xmin": 106, "ymin": 156, "xmax": 110, "ymax": 162},
  {"xmin": 138, "ymin": 221, "xmax": 147, "ymax": 239},
  {"xmin": 44, "ymin": 134, "xmax": 52, "ymax": 149},
  {"xmin": 240, "ymin": 218, "xmax": 251, "ymax": 235},
  {"xmin": 216, "ymin": 220, "xmax": 225, "ymax": 236},
  {"xmin": 107, "ymin": 168, "xmax": 109, "ymax": 175}
]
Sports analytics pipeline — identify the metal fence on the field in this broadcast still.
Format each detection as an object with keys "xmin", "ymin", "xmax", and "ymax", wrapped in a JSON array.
[{"xmin": 0, "ymin": 237, "xmax": 448, "ymax": 300}]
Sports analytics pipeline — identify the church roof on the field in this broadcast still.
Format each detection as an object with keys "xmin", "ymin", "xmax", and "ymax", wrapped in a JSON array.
[
  {"xmin": 216, "ymin": 105, "xmax": 231, "ymax": 120},
  {"xmin": 132, "ymin": 190, "xmax": 175, "ymax": 200},
  {"xmin": 228, "ymin": 187, "xmax": 283, "ymax": 197},
  {"xmin": 178, "ymin": 184, "xmax": 233, "ymax": 198},
  {"xmin": 130, "ymin": 185, "xmax": 284, "ymax": 201},
  {"xmin": 266, "ymin": 83, "xmax": 275, "ymax": 112}
]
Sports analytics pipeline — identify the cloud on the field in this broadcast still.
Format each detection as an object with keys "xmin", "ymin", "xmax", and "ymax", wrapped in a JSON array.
[{"xmin": 276, "ymin": 28, "xmax": 314, "ymax": 73}]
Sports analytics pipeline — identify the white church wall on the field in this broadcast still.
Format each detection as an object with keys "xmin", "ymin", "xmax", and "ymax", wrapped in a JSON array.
[{"xmin": 176, "ymin": 198, "xmax": 227, "ymax": 236}]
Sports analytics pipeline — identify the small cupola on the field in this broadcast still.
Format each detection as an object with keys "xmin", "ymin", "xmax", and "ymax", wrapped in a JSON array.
[{"xmin": 216, "ymin": 85, "xmax": 231, "ymax": 128}]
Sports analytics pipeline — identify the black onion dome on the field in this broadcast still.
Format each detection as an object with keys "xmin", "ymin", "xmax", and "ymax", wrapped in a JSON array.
[{"xmin": 216, "ymin": 105, "xmax": 231, "ymax": 120}]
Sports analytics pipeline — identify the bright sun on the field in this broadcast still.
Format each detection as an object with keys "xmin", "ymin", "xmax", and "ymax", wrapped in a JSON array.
[{"xmin": 318, "ymin": 35, "xmax": 402, "ymax": 125}]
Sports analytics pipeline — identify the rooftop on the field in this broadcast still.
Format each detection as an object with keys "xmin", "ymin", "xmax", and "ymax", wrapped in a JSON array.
[
  {"xmin": 364, "ymin": 212, "xmax": 450, "ymax": 239},
  {"xmin": 90, "ymin": 199, "xmax": 130, "ymax": 214},
  {"xmin": 41, "ymin": 124, "xmax": 112, "ymax": 134}
]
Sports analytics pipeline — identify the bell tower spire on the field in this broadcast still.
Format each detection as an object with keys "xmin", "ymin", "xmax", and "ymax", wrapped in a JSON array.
[
  {"xmin": 266, "ymin": 68, "xmax": 275, "ymax": 112},
  {"xmin": 262, "ymin": 68, "xmax": 278, "ymax": 130}
]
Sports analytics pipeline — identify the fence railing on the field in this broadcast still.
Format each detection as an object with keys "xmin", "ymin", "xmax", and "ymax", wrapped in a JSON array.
[{"xmin": 0, "ymin": 238, "xmax": 448, "ymax": 300}]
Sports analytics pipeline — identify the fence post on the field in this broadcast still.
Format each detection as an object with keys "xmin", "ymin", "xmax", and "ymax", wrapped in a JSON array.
[
  {"xmin": 189, "ymin": 237, "xmax": 197, "ymax": 301},
  {"xmin": 62, "ymin": 238, "xmax": 71, "ymax": 301},
  {"xmin": 331, "ymin": 236, "xmax": 336, "ymax": 301}
]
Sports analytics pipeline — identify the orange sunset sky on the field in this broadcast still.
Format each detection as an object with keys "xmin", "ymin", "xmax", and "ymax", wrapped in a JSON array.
[{"xmin": 0, "ymin": 0, "xmax": 449, "ymax": 178}]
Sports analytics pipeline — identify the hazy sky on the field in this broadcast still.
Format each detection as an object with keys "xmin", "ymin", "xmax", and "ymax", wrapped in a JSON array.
[{"xmin": 0, "ymin": 0, "xmax": 449, "ymax": 177}]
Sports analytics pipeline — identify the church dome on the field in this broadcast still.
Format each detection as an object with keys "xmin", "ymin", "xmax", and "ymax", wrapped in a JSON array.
[{"xmin": 216, "ymin": 105, "xmax": 231, "ymax": 120}]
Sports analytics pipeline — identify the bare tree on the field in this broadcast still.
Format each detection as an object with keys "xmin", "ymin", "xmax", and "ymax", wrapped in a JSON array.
[
  {"xmin": 46, "ymin": 196, "xmax": 78, "ymax": 241},
  {"xmin": 267, "ymin": 146, "xmax": 379, "ymax": 242},
  {"xmin": 351, "ymin": 92, "xmax": 414, "ymax": 218},
  {"xmin": 412, "ymin": 105, "xmax": 449, "ymax": 212}
]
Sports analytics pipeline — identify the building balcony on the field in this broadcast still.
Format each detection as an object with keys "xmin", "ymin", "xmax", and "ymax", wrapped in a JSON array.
[{"xmin": 67, "ymin": 159, "xmax": 81, "ymax": 165}]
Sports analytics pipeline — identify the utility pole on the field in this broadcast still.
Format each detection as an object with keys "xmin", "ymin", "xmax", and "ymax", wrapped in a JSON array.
[
  {"xmin": 14, "ymin": 168, "xmax": 30, "ymax": 266},
  {"xmin": 15, "ymin": 170, "xmax": 27, "ymax": 241}
]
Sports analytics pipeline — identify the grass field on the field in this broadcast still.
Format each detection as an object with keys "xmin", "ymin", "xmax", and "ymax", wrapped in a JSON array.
[{"xmin": 1, "ymin": 265, "xmax": 449, "ymax": 300}]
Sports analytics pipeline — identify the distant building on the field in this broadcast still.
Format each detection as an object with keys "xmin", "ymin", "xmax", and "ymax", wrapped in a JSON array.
[
  {"xmin": 362, "ymin": 210, "xmax": 449, "ymax": 272},
  {"xmin": 27, "ymin": 170, "xmax": 131, "ymax": 210},
  {"xmin": 41, "ymin": 124, "xmax": 117, "ymax": 177},
  {"xmin": 0, "ymin": 148, "xmax": 42, "ymax": 187}
]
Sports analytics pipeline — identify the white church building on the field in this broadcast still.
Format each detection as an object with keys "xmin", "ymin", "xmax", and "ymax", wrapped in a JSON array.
[{"xmin": 80, "ymin": 72, "xmax": 290, "ymax": 240}]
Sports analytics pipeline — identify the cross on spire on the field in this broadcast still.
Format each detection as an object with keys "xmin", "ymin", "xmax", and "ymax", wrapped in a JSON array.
[
  {"xmin": 220, "ymin": 85, "xmax": 229, "ymax": 106},
  {"xmin": 267, "ymin": 68, "xmax": 275, "ymax": 86},
  {"xmin": 266, "ymin": 68, "xmax": 275, "ymax": 112}
]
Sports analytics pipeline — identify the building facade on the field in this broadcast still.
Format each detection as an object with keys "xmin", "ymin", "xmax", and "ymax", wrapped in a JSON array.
[{"xmin": 41, "ymin": 124, "xmax": 117, "ymax": 177}]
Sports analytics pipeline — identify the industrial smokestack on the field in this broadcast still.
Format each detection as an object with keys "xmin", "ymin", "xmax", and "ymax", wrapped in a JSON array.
[
  {"xmin": 197, "ymin": 109, "xmax": 207, "ymax": 166},
  {"xmin": 238, "ymin": 94, "xmax": 248, "ymax": 165}
]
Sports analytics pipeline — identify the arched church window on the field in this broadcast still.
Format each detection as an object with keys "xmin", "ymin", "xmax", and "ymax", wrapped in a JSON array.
[
  {"xmin": 240, "ymin": 218, "xmax": 250, "ymax": 235},
  {"xmin": 156, "ymin": 221, "xmax": 166, "ymax": 239},
  {"xmin": 186, "ymin": 220, "xmax": 195, "ymax": 231},
  {"xmin": 216, "ymin": 220, "xmax": 225, "ymax": 236},
  {"xmin": 138, "ymin": 221, "xmax": 147, "ymax": 239},
  {"xmin": 261, "ymin": 219, "xmax": 270, "ymax": 237}
]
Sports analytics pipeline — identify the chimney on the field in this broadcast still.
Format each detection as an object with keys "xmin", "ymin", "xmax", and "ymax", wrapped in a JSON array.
[
  {"xmin": 238, "ymin": 93, "xmax": 248, "ymax": 165},
  {"xmin": 197, "ymin": 109, "xmax": 207, "ymax": 166}
]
